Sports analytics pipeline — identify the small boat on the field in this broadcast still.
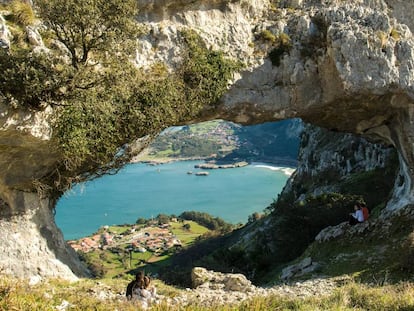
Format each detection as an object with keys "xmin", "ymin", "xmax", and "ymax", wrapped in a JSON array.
[
  {"xmin": 187, "ymin": 171, "xmax": 193, "ymax": 175},
  {"xmin": 195, "ymin": 171, "xmax": 209, "ymax": 176}
]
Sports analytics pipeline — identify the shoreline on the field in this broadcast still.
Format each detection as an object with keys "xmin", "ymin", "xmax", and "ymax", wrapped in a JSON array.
[
  {"xmin": 131, "ymin": 157, "xmax": 296, "ymax": 176},
  {"xmin": 58, "ymin": 159, "xmax": 294, "ymax": 240},
  {"xmin": 251, "ymin": 163, "xmax": 296, "ymax": 176}
]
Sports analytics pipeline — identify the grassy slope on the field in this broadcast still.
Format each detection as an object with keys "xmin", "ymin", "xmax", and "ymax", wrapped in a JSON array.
[
  {"xmin": 1, "ymin": 276, "xmax": 413, "ymax": 310},
  {"xmin": 266, "ymin": 207, "xmax": 414, "ymax": 286},
  {"xmin": 2, "ymin": 203, "xmax": 414, "ymax": 310}
]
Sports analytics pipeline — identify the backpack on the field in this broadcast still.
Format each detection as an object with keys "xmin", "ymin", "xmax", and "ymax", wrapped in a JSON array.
[{"xmin": 362, "ymin": 207, "xmax": 369, "ymax": 221}]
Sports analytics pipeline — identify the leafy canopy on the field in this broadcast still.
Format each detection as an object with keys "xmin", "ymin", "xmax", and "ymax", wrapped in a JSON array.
[
  {"xmin": 2, "ymin": 0, "xmax": 241, "ymax": 193},
  {"xmin": 35, "ymin": 0, "xmax": 138, "ymax": 68}
]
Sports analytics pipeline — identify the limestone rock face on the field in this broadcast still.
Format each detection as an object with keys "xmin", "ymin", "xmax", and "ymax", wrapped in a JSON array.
[
  {"xmin": 0, "ymin": 191, "xmax": 89, "ymax": 279},
  {"xmin": 282, "ymin": 124, "xmax": 396, "ymax": 198},
  {"xmin": 280, "ymin": 257, "xmax": 318, "ymax": 281},
  {"xmin": 0, "ymin": 15, "xmax": 10, "ymax": 49}
]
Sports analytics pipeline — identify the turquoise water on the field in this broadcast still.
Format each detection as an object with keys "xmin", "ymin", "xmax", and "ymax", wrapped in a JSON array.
[{"xmin": 55, "ymin": 161, "xmax": 293, "ymax": 240}]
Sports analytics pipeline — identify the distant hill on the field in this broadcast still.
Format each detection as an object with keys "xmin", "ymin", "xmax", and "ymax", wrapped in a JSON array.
[{"xmin": 136, "ymin": 119, "xmax": 302, "ymax": 166}]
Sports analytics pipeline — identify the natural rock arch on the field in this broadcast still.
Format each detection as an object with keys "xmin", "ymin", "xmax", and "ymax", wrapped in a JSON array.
[{"xmin": 0, "ymin": 0, "xmax": 414, "ymax": 279}]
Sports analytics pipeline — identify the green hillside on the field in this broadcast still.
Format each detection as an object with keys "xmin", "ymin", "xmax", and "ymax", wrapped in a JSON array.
[{"xmin": 138, "ymin": 119, "xmax": 301, "ymax": 166}]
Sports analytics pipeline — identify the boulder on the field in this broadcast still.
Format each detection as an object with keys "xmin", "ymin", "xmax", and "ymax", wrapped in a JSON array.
[
  {"xmin": 26, "ymin": 26, "xmax": 44, "ymax": 47},
  {"xmin": 315, "ymin": 222, "xmax": 348, "ymax": 242},
  {"xmin": 223, "ymin": 273, "xmax": 252, "ymax": 292},
  {"xmin": 280, "ymin": 257, "xmax": 319, "ymax": 281},
  {"xmin": 191, "ymin": 267, "xmax": 253, "ymax": 292},
  {"xmin": 191, "ymin": 267, "xmax": 212, "ymax": 288}
]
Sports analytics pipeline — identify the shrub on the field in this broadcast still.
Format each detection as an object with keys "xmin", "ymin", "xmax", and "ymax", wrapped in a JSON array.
[
  {"xmin": 136, "ymin": 218, "xmax": 147, "ymax": 225},
  {"xmin": 9, "ymin": 0, "xmax": 35, "ymax": 26},
  {"xmin": 390, "ymin": 28, "xmax": 401, "ymax": 41},
  {"xmin": 377, "ymin": 31, "xmax": 388, "ymax": 49},
  {"xmin": 0, "ymin": 48, "xmax": 69, "ymax": 108},
  {"xmin": 259, "ymin": 29, "xmax": 276, "ymax": 43},
  {"xmin": 400, "ymin": 231, "xmax": 414, "ymax": 272},
  {"xmin": 2, "ymin": 20, "xmax": 240, "ymax": 194},
  {"xmin": 266, "ymin": 193, "xmax": 362, "ymax": 263},
  {"xmin": 179, "ymin": 211, "xmax": 233, "ymax": 232}
]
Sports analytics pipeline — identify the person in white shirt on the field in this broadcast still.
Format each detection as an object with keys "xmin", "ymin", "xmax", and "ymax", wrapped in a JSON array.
[{"xmin": 349, "ymin": 203, "xmax": 364, "ymax": 225}]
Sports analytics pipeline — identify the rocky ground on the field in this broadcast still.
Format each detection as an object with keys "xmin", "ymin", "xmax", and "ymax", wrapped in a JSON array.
[
  {"xmin": 82, "ymin": 267, "xmax": 348, "ymax": 310},
  {"xmin": 83, "ymin": 207, "xmax": 414, "ymax": 309},
  {"xmin": 162, "ymin": 267, "xmax": 349, "ymax": 308}
]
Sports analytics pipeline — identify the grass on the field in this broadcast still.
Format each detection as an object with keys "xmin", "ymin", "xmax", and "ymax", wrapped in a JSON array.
[
  {"xmin": 106, "ymin": 225, "xmax": 130, "ymax": 235},
  {"xmin": 79, "ymin": 221, "xmax": 210, "ymax": 279},
  {"xmin": 171, "ymin": 220, "xmax": 209, "ymax": 245},
  {"xmin": 282, "ymin": 207, "xmax": 414, "ymax": 285},
  {"xmin": 0, "ymin": 276, "xmax": 413, "ymax": 310},
  {"xmin": 6, "ymin": 0, "xmax": 36, "ymax": 26}
]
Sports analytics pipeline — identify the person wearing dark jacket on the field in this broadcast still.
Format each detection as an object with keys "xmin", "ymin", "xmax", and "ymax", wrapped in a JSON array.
[{"xmin": 126, "ymin": 271, "xmax": 151, "ymax": 300}]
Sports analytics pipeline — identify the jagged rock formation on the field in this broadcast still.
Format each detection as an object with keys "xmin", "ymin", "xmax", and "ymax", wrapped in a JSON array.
[
  {"xmin": 0, "ymin": 0, "xmax": 414, "ymax": 279},
  {"xmin": 283, "ymin": 124, "xmax": 396, "ymax": 199}
]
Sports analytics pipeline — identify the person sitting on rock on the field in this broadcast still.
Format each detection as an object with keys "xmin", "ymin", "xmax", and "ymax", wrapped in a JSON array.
[
  {"xmin": 126, "ymin": 271, "xmax": 151, "ymax": 300},
  {"xmin": 349, "ymin": 203, "xmax": 364, "ymax": 225},
  {"xmin": 126, "ymin": 270, "xmax": 157, "ymax": 308}
]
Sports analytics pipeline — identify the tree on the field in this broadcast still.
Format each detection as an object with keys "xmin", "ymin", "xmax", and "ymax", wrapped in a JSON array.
[
  {"xmin": 247, "ymin": 212, "xmax": 262, "ymax": 224},
  {"xmin": 35, "ymin": 0, "xmax": 138, "ymax": 69},
  {"xmin": 3, "ymin": 3, "xmax": 240, "ymax": 194},
  {"xmin": 156, "ymin": 214, "xmax": 170, "ymax": 225},
  {"xmin": 136, "ymin": 218, "xmax": 147, "ymax": 225}
]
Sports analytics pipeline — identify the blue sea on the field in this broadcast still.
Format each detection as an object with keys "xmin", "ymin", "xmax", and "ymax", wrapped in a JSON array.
[{"xmin": 55, "ymin": 161, "xmax": 294, "ymax": 240}]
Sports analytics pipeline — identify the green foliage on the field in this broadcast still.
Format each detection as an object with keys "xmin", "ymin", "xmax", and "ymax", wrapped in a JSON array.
[
  {"xmin": 156, "ymin": 214, "xmax": 171, "ymax": 225},
  {"xmin": 399, "ymin": 231, "xmax": 414, "ymax": 273},
  {"xmin": 162, "ymin": 192, "xmax": 360, "ymax": 286},
  {"xmin": 52, "ymin": 28, "xmax": 239, "ymax": 191},
  {"xmin": 8, "ymin": 0, "xmax": 36, "ymax": 26},
  {"xmin": 35, "ymin": 0, "xmax": 139, "ymax": 68},
  {"xmin": 339, "ymin": 151, "xmax": 399, "ymax": 213},
  {"xmin": 271, "ymin": 192, "xmax": 360, "ymax": 230},
  {"xmin": 179, "ymin": 211, "xmax": 234, "ymax": 233},
  {"xmin": 78, "ymin": 251, "xmax": 108, "ymax": 278},
  {"xmin": 0, "ymin": 49, "xmax": 70, "ymax": 108},
  {"xmin": 136, "ymin": 217, "xmax": 147, "ymax": 225},
  {"xmin": 179, "ymin": 29, "xmax": 242, "ymax": 109},
  {"xmin": 210, "ymin": 245, "xmax": 252, "ymax": 275},
  {"xmin": 2, "ymin": 0, "xmax": 240, "ymax": 193},
  {"xmin": 233, "ymin": 193, "xmax": 362, "ymax": 281},
  {"xmin": 259, "ymin": 29, "xmax": 276, "ymax": 43}
]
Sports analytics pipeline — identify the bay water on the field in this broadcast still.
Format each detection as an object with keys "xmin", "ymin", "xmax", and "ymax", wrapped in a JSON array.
[{"xmin": 55, "ymin": 161, "xmax": 294, "ymax": 240}]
